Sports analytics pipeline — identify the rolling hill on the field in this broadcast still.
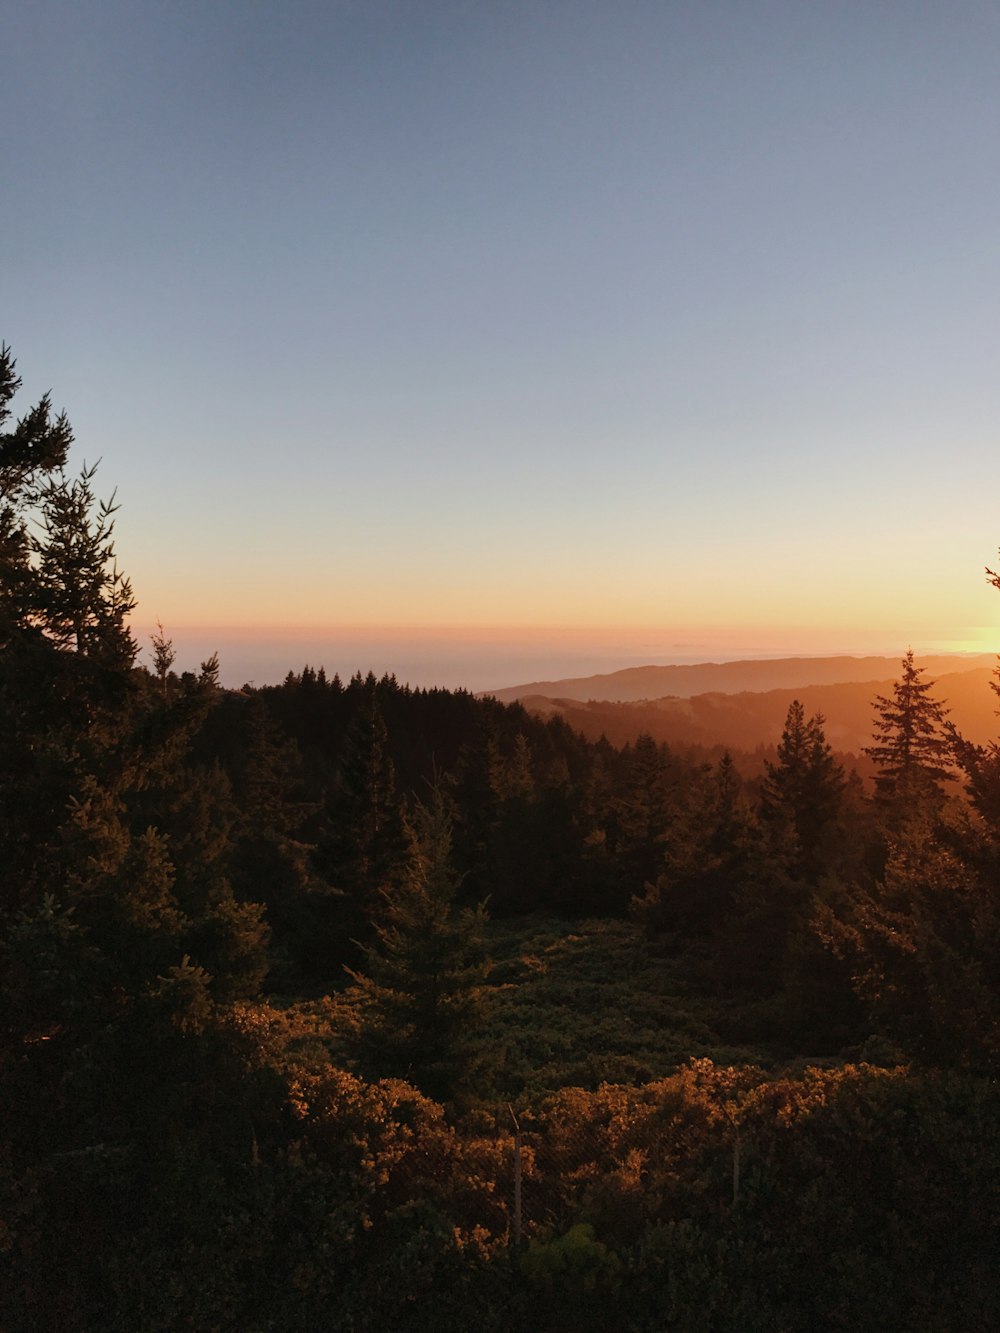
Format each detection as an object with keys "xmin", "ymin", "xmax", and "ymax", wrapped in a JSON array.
[
  {"xmin": 511, "ymin": 665, "xmax": 1000, "ymax": 759},
  {"xmin": 486, "ymin": 653, "xmax": 996, "ymax": 705}
]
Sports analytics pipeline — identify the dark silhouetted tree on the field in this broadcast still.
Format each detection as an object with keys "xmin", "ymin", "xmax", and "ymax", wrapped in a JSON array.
[
  {"xmin": 343, "ymin": 789, "xmax": 490, "ymax": 1103},
  {"xmin": 818, "ymin": 832, "xmax": 1000, "ymax": 1072},
  {"xmin": 33, "ymin": 462, "xmax": 136, "ymax": 666},
  {"xmin": 151, "ymin": 620, "xmax": 176, "ymax": 695},
  {"xmin": 318, "ymin": 677, "xmax": 408, "ymax": 961},
  {"xmin": 637, "ymin": 752, "xmax": 762, "ymax": 939},
  {"xmin": 0, "ymin": 342, "xmax": 73, "ymax": 643},
  {"xmin": 760, "ymin": 700, "xmax": 845, "ymax": 880},
  {"xmin": 0, "ymin": 349, "xmax": 138, "ymax": 908},
  {"xmin": 866, "ymin": 651, "xmax": 951, "ymax": 812},
  {"xmin": 822, "ymin": 587, "xmax": 1000, "ymax": 1069},
  {"xmin": 607, "ymin": 733, "xmax": 679, "ymax": 910}
]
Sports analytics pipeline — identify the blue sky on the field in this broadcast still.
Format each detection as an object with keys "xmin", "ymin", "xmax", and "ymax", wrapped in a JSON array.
[{"xmin": 5, "ymin": 1, "xmax": 1000, "ymax": 685}]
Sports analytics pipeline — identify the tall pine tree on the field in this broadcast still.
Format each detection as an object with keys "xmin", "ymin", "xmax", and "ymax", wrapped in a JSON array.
[
  {"xmin": 343, "ymin": 789, "xmax": 490, "ymax": 1104},
  {"xmin": 866, "ymin": 650, "xmax": 951, "ymax": 812},
  {"xmin": 760, "ymin": 700, "xmax": 845, "ymax": 880}
]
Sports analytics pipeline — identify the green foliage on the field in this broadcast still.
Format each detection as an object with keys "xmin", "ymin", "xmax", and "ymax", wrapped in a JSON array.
[
  {"xmin": 606, "ymin": 732, "xmax": 679, "ymax": 908},
  {"xmin": 149, "ymin": 620, "xmax": 175, "ymax": 694},
  {"xmin": 481, "ymin": 918, "xmax": 768, "ymax": 1100},
  {"xmin": 342, "ymin": 791, "xmax": 492, "ymax": 1104},
  {"xmin": 33, "ymin": 462, "xmax": 136, "ymax": 666},
  {"xmin": 636, "ymin": 751, "xmax": 763, "ymax": 939},
  {"xmin": 519, "ymin": 1223, "xmax": 621, "ymax": 1329},
  {"xmin": 504, "ymin": 1061, "xmax": 1000, "ymax": 1331},
  {"xmin": 0, "ymin": 894, "xmax": 102, "ymax": 1044},
  {"xmin": 317, "ymin": 677, "xmax": 409, "ymax": 960},
  {"xmin": 759, "ymin": 700, "xmax": 845, "ymax": 879},
  {"xmin": 0, "ymin": 375, "xmax": 140, "ymax": 908},
  {"xmin": 819, "ymin": 826, "xmax": 1000, "ymax": 1072},
  {"xmin": 866, "ymin": 649, "xmax": 953, "ymax": 811},
  {"xmin": 0, "ymin": 342, "xmax": 72, "ymax": 641},
  {"xmin": 151, "ymin": 953, "xmax": 215, "ymax": 1034},
  {"xmin": 185, "ymin": 890, "xmax": 271, "ymax": 1001}
]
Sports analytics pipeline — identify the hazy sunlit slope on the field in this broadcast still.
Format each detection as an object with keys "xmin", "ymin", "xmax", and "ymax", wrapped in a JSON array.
[
  {"xmin": 486, "ymin": 654, "xmax": 996, "ymax": 705},
  {"xmin": 513, "ymin": 665, "xmax": 999, "ymax": 756}
]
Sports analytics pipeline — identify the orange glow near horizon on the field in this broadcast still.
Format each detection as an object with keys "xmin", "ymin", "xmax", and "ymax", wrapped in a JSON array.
[
  {"xmin": 127, "ymin": 617, "xmax": 1000, "ymax": 662},
  {"xmin": 126, "ymin": 540, "xmax": 1000, "ymax": 648},
  {"xmin": 124, "ymin": 515, "xmax": 1000, "ymax": 673}
]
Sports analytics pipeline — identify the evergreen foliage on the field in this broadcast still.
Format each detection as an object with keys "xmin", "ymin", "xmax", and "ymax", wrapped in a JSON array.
[
  {"xmin": 607, "ymin": 732, "xmax": 679, "ymax": 910},
  {"xmin": 343, "ymin": 790, "xmax": 491, "ymax": 1104},
  {"xmin": 759, "ymin": 700, "xmax": 845, "ymax": 879},
  {"xmin": 150, "ymin": 619, "xmax": 175, "ymax": 694},
  {"xmin": 866, "ymin": 649, "xmax": 952, "ymax": 808},
  {"xmin": 318, "ymin": 675, "xmax": 409, "ymax": 951},
  {"xmin": 635, "ymin": 752, "xmax": 762, "ymax": 939}
]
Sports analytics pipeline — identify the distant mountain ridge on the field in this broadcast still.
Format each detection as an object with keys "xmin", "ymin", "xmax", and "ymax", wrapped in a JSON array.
[
  {"xmin": 485, "ymin": 654, "xmax": 997, "ymax": 704},
  {"xmin": 510, "ymin": 666, "xmax": 1000, "ymax": 759}
]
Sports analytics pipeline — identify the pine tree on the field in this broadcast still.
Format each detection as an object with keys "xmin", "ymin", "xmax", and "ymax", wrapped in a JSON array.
[
  {"xmin": 0, "ymin": 342, "xmax": 73, "ymax": 644},
  {"xmin": 637, "ymin": 751, "xmax": 762, "ymax": 937},
  {"xmin": 343, "ymin": 789, "xmax": 490, "ymax": 1103},
  {"xmin": 0, "ymin": 343, "xmax": 268, "ymax": 999},
  {"xmin": 866, "ymin": 651, "xmax": 952, "ymax": 809},
  {"xmin": 33, "ymin": 462, "xmax": 136, "ymax": 667},
  {"xmin": 450, "ymin": 708, "xmax": 505, "ymax": 902},
  {"xmin": 319, "ymin": 680, "xmax": 407, "ymax": 915},
  {"xmin": 609, "ymin": 733, "xmax": 678, "ymax": 908},
  {"xmin": 951, "ymin": 556, "xmax": 1000, "ymax": 834},
  {"xmin": 760, "ymin": 700, "xmax": 845, "ymax": 879},
  {"xmin": 0, "ymin": 349, "xmax": 137, "ymax": 906},
  {"xmin": 151, "ymin": 620, "xmax": 176, "ymax": 696},
  {"xmin": 815, "ymin": 579, "xmax": 1000, "ymax": 1070},
  {"xmin": 817, "ymin": 828, "xmax": 1000, "ymax": 1071}
]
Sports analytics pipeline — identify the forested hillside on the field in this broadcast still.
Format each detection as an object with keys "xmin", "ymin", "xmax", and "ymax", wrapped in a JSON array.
[
  {"xmin": 486, "ymin": 653, "xmax": 997, "ymax": 704},
  {"xmin": 511, "ymin": 665, "xmax": 1000, "ymax": 760},
  {"xmin": 5, "ymin": 346, "xmax": 1000, "ymax": 1330}
]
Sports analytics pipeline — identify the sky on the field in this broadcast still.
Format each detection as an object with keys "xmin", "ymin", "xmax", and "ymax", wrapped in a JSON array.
[{"xmin": 4, "ymin": 1, "xmax": 1000, "ymax": 688}]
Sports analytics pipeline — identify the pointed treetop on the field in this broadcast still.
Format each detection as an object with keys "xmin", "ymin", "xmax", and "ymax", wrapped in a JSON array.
[{"xmin": 865, "ymin": 649, "xmax": 952, "ymax": 803}]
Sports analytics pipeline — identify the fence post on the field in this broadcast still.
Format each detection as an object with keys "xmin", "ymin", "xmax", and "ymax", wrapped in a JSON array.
[
  {"xmin": 732, "ymin": 1121, "xmax": 741, "ymax": 1212},
  {"xmin": 509, "ymin": 1104, "xmax": 522, "ymax": 1248}
]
